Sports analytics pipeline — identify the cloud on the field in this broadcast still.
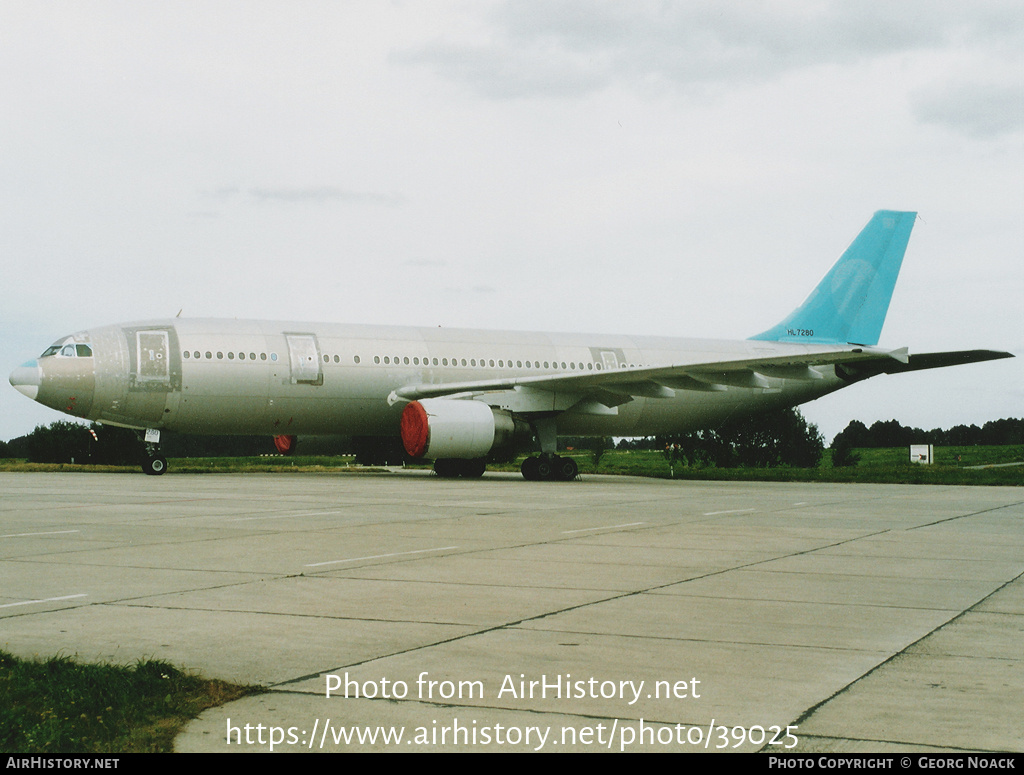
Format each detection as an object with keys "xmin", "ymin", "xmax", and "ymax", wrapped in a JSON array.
[
  {"xmin": 403, "ymin": 258, "xmax": 447, "ymax": 267},
  {"xmin": 911, "ymin": 80, "xmax": 1024, "ymax": 138},
  {"xmin": 395, "ymin": 1, "xmax": 1023, "ymax": 100},
  {"xmin": 249, "ymin": 186, "xmax": 405, "ymax": 206},
  {"xmin": 442, "ymin": 285, "xmax": 498, "ymax": 295}
]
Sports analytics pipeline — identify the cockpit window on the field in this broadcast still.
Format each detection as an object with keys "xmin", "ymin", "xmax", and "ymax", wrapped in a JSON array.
[{"xmin": 40, "ymin": 338, "xmax": 92, "ymax": 358}]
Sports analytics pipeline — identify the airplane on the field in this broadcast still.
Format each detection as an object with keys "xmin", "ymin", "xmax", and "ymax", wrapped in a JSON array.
[{"xmin": 8, "ymin": 211, "xmax": 1012, "ymax": 480}]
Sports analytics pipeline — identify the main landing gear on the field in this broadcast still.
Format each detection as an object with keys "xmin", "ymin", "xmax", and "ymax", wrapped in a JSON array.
[
  {"xmin": 433, "ymin": 458, "xmax": 487, "ymax": 478},
  {"xmin": 521, "ymin": 454, "xmax": 578, "ymax": 482}
]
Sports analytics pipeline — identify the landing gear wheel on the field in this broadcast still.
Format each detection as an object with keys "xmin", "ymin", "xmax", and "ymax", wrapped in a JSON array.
[
  {"xmin": 433, "ymin": 459, "xmax": 461, "ymax": 478},
  {"xmin": 460, "ymin": 459, "xmax": 486, "ymax": 478},
  {"xmin": 521, "ymin": 455, "xmax": 577, "ymax": 481},
  {"xmin": 521, "ymin": 456, "xmax": 540, "ymax": 481},
  {"xmin": 142, "ymin": 456, "xmax": 167, "ymax": 476},
  {"xmin": 434, "ymin": 459, "xmax": 487, "ymax": 478},
  {"xmin": 535, "ymin": 457, "xmax": 553, "ymax": 480},
  {"xmin": 557, "ymin": 457, "xmax": 579, "ymax": 481}
]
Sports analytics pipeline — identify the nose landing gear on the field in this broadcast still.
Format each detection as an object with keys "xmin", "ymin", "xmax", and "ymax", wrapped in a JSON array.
[
  {"xmin": 140, "ymin": 429, "xmax": 167, "ymax": 475},
  {"xmin": 142, "ymin": 455, "xmax": 168, "ymax": 475}
]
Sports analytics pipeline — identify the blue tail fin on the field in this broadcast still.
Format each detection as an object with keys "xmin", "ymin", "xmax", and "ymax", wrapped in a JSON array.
[{"xmin": 749, "ymin": 211, "xmax": 916, "ymax": 346}]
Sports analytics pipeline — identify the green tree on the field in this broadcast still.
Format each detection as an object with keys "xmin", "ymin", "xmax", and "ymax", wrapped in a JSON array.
[
  {"xmin": 89, "ymin": 424, "xmax": 145, "ymax": 465},
  {"xmin": 658, "ymin": 408, "xmax": 824, "ymax": 468},
  {"xmin": 722, "ymin": 407, "xmax": 824, "ymax": 467},
  {"xmin": 26, "ymin": 421, "xmax": 92, "ymax": 463},
  {"xmin": 830, "ymin": 437, "xmax": 860, "ymax": 467}
]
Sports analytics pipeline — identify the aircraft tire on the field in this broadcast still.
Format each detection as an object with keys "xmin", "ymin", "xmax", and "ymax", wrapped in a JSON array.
[
  {"xmin": 142, "ymin": 456, "xmax": 168, "ymax": 476},
  {"xmin": 535, "ymin": 457, "xmax": 554, "ymax": 480},
  {"xmin": 521, "ymin": 456, "xmax": 540, "ymax": 481},
  {"xmin": 433, "ymin": 459, "xmax": 461, "ymax": 478},
  {"xmin": 459, "ymin": 459, "xmax": 486, "ymax": 478},
  {"xmin": 557, "ymin": 457, "xmax": 578, "ymax": 481}
]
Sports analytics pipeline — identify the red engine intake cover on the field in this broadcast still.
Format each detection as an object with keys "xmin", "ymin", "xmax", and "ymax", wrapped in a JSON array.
[
  {"xmin": 273, "ymin": 434, "xmax": 297, "ymax": 455},
  {"xmin": 400, "ymin": 401, "xmax": 429, "ymax": 458}
]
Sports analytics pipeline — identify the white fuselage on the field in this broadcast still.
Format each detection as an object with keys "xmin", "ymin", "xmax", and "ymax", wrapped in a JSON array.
[{"xmin": 23, "ymin": 318, "xmax": 849, "ymax": 440}]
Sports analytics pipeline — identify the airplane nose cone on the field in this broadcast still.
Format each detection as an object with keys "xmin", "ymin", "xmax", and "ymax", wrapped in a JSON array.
[{"xmin": 9, "ymin": 360, "xmax": 42, "ymax": 400}]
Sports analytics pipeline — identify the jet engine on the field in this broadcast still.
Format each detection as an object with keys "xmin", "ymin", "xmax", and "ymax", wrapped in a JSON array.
[{"xmin": 400, "ymin": 398, "xmax": 529, "ymax": 460}]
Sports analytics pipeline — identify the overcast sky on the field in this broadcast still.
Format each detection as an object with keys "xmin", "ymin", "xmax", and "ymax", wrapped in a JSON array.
[{"xmin": 2, "ymin": 1, "xmax": 1021, "ymax": 444}]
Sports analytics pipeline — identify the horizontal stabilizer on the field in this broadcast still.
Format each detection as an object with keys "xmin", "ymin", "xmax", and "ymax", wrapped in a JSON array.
[
  {"xmin": 837, "ymin": 349, "xmax": 1013, "ymax": 382},
  {"xmin": 886, "ymin": 349, "xmax": 1013, "ymax": 374}
]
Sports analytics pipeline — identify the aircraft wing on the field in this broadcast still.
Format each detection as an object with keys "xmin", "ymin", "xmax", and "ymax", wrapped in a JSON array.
[{"xmin": 387, "ymin": 345, "xmax": 958, "ymax": 407}]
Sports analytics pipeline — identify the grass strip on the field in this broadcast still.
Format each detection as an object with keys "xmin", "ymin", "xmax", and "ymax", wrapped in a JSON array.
[
  {"xmin": 0, "ymin": 651, "xmax": 260, "ymax": 753},
  {"xmin": 0, "ymin": 446, "xmax": 1021, "ymax": 485}
]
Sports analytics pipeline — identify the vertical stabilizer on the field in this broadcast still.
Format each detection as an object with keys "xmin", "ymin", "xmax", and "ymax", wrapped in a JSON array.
[{"xmin": 750, "ymin": 211, "xmax": 916, "ymax": 346}]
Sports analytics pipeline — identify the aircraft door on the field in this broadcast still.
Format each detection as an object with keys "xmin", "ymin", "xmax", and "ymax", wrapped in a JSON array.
[
  {"xmin": 136, "ymin": 330, "xmax": 170, "ymax": 385},
  {"xmin": 285, "ymin": 334, "xmax": 323, "ymax": 386},
  {"xmin": 115, "ymin": 325, "xmax": 182, "ymax": 426}
]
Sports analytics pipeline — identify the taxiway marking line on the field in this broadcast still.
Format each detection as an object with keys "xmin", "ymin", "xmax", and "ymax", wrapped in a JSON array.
[
  {"xmin": 561, "ymin": 522, "xmax": 646, "ymax": 534},
  {"xmin": 305, "ymin": 546, "xmax": 458, "ymax": 567},
  {"xmin": 0, "ymin": 594, "xmax": 88, "ymax": 609},
  {"xmin": 229, "ymin": 511, "xmax": 343, "ymax": 522},
  {"xmin": 1, "ymin": 530, "xmax": 80, "ymax": 538}
]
